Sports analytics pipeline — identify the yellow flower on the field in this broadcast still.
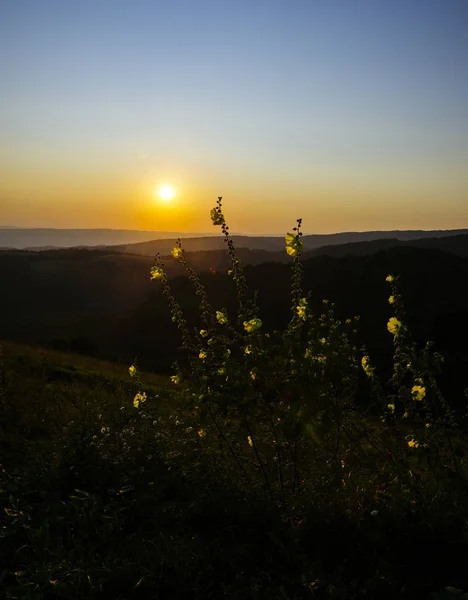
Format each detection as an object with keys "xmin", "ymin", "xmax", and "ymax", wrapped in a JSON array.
[
  {"xmin": 250, "ymin": 369, "xmax": 257, "ymax": 380},
  {"xmin": 361, "ymin": 355, "xmax": 374, "ymax": 377},
  {"xmin": 198, "ymin": 429, "xmax": 206, "ymax": 438},
  {"xmin": 425, "ymin": 423, "xmax": 431, "ymax": 428},
  {"xmin": 320, "ymin": 337, "xmax": 326, "ymax": 345},
  {"xmin": 216, "ymin": 310, "xmax": 228, "ymax": 325},
  {"xmin": 210, "ymin": 207, "xmax": 225, "ymax": 226},
  {"xmin": 304, "ymin": 348, "xmax": 312, "ymax": 359},
  {"xmin": 386, "ymin": 275, "xmax": 394, "ymax": 283},
  {"xmin": 244, "ymin": 345, "xmax": 252, "ymax": 354},
  {"xmin": 133, "ymin": 391, "xmax": 147, "ymax": 408},
  {"xmin": 285, "ymin": 232, "xmax": 303, "ymax": 257},
  {"xmin": 217, "ymin": 367, "xmax": 226, "ymax": 375},
  {"xmin": 296, "ymin": 298, "xmax": 308, "ymax": 321},
  {"xmin": 227, "ymin": 269, "xmax": 233, "ymax": 276},
  {"xmin": 150, "ymin": 266, "xmax": 164, "ymax": 280},
  {"xmin": 247, "ymin": 435, "xmax": 253, "ymax": 447},
  {"xmin": 316, "ymin": 355, "xmax": 326, "ymax": 363},
  {"xmin": 170, "ymin": 374, "xmax": 180, "ymax": 384},
  {"xmin": 387, "ymin": 403, "xmax": 395, "ymax": 413},
  {"xmin": 243, "ymin": 317, "xmax": 262, "ymax": 333},
  {"xmin": 403, "ymin": 411, "xmax": 409, "ymax": 418},
  {"xmin": 225, "ymin": 348, "xmax": 231, "ymax": 358},
  {"xmin": 199, "ymin": 351, "xmax": 207, "ymax": 361},
  {"xmin": 171, "ymin": 246, "xmax": 183, "ymax": 259},
  {"xmin": 129, "ymin": 365, "xmax": 137, "ymax": 378},
  {"xmin": 411, "ymin": 385, "xmax": 426, "ymax": 401},
  {"xmin": 387, "ymin": 317, "xmax": 402, "ymax": 336},
  {"xmin": 200, "ymin": 329, "xmax": 209, "ymax": 338},
  {"xmin": 407, "ymin": 437, "xmax": 419, "ymax": 448},
  {"xmin": 388, "ymin": 295, "xmax": 395, "ymax": 305}
]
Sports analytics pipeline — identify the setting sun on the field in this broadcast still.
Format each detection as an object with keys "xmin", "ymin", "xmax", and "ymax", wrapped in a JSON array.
[{"xmin": 158, "ymin": 185, "xmax": 175, "ymax": 202}]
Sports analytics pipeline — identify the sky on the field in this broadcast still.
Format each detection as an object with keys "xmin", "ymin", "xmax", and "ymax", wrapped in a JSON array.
[{"xmin": 1, "ymin": 0, "xmax": 467, "ymax": 234}]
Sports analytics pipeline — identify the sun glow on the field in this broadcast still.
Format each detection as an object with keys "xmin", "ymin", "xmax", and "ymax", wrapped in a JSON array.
[{"xmin": 158, "ymin": 185, "xmax": 175, "ymax": 202}]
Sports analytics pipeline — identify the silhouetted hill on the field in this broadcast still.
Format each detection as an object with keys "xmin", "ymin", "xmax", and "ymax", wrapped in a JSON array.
[
  {"xmin": 1, "ymin": 245, "xmax": 468, "ymax": 411},
  {"xmin": 111, "ymin": 229, "xmax": 468, "ymax": 256},
  {"xmin": 310, "ymin": 233, "xmax": 468, "ymax": 259}
]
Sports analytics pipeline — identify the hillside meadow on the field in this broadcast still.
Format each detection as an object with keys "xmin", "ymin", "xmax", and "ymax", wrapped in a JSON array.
[{"xmin": 1, "ymin": 207, "xmax": 468, "ymax": 598}]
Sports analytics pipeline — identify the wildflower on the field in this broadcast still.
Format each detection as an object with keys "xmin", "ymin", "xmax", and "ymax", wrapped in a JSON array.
[
  {"xmin": 171, "ymin": 246, "xmax": 183, "ymax": 259},
  {"xmin": 198, "ymin": 429, "xmax": 207, "ymax": 438},
  {"xmin": 285, "ymin": 232, "xmax": 303, "ymax": 257},
  {"xmin": 387, "ymin": 317, "xmax": 402, "ymax": 337},
  {"xmin": 150, "ymin": 266, "xmax": 164, "ymax": 280},
  {"xmin": 210, "ymin": 207, "xmax": 225, "ymax": 226},
  {"xmin": 403, "ymin": 411, "xmax": 409, "ymax": 418},
  {"xmin": 425, "ymin": 423, "xmax": 431, "ymax": 428},
  {"xmin": 247, "ymin": 435, "xmax": 253, "ymax": 447},
  {"xmin": 361, "ymin": 355, "xmax": 374, "ymax": 377},
  {"xmin": 387, "ymin": 403, "xmax": 395, "ymax": 413},
  {"xmin": 225, "ymin": 348, "xmax": 231, "ymax": 358},
  {"xmin": 407, "ymin": 437, "xmax": 419, "ymax": 449},
  {"xmin": 129, "ymin": 365, "xmax": 137, "ymax": 377},
  {"xmin": 346, "ymin": 319, "xmax": 352, "ymax": 324},
  {"xmin": 200, "ymin": 329, "xmax": 209, "ymax": 337},
  {"xmin": 304, "ymin": 348, "xmax": 313, "ymax": 359},
  {"xmin": 250, "ymin": 369, "xmax": 257, "ymax": 380},
  {"xmin": 386, "ymin": 275, "xmax": 394, "ymax": 283},
  {"xmin": 243, "ymin": 317, "xmax": 262, "ymax": 333},
  {"xmin": 199, "ymin": 351, "xmax": 207, "ymax": 361},
  {"xmin": 320, "ymin": 337, "xmax": 326, "ymax": 345},
  {"xmin": 316, "ymin": 355, "xmax": 326, "ymax": 363},
  {"xmin": 217, "ymin": 367, "xmax": 226, "ymax": 375},
  {"xmin": 244, "ymin": 345, "xmax": 252, "ymax": 354},
  {"xmin": 133, "ymin": 392, "xmax": 147, "ymax": 408},
  {"xmin": 388, "ymin": 295, "xmax": 395, "ymax": 305},
  {"xmin": 227, "ymin": 269, "xmax": 233, "ymax": 276},
  {"xmin": 411, "ymin": 385, "xmax": 426, "ymax": 401},
  {"xmin": 170, "ymin": 374, "xmax": 181, "ymax": 384},
  {"xmin": 297, "ymin": 298, "xmax": 308, "ymax": 321},
  {"xmin": 216, "ymin": 310, "xmax": 228, "ymax": 325}
]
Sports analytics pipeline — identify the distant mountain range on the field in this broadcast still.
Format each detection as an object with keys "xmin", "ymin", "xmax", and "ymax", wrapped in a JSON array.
[
  {"xmin": 0, "ymin": 228, "xmax": 213, "ymax": 249},
  {"xmin": 1, "ymin": 227, "xmax": 468, "ymax": 254},
  {"xmin": 108, "ymin": 229, "xmax": 468, "ymax": 257}
]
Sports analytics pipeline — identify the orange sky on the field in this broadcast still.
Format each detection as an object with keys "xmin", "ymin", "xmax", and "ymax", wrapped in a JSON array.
[{"xmin": 2, "ymin": 1, "xmax": 467, "ymax": 234}]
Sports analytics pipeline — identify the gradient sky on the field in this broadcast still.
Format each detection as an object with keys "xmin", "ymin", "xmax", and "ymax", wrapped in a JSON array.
[{"xmin": 1, "ymin": 0, "xmax": 467, "ymax": 233}]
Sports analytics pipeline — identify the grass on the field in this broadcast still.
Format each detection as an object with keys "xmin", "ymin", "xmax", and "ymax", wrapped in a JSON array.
[{"xmin": 1, "ymin": 339, "xmax": 468, "ymax": 599}]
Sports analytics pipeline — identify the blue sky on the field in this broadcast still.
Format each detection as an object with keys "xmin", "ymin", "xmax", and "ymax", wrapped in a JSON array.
[{"xmin": 1, "ymin": 0, "xmax": 467, "ymax": 232}]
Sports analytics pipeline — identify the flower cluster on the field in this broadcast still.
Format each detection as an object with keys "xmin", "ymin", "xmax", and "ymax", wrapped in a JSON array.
[
  {"xmin": 133, "ymin": 391, "xmax": 147, "ymax": 409},
  {"xmin": 361, "ymin": 355, "xmax": 374, "ymax": 378},
  {"xmin": 210, "ymin": 207, "xmax": 225, "ymax": 226},
  {"xmin": 150, "ymin": 266, "xmax": 164, "ymax": 280},
  {"xmin": 296, "ymin": 297, "xmax": 308, "ymax": 321},
  {"xmin": 411, "ymin": 384, "xmax": 426, "ymax": 401},
  {"xmin": 216, "ymin": 310, "xmax": 228, "ymax": 325},
  {"xmin": 387, "ymin": 317, "xmax": 402, "ymax": 337},
  {"xmin": 171, "ymin": 246, "xmax": 183, "ymax": 259},
  {"xmin": 285, "ymin": 232, "xmax": 303, "ymax": 257},
  {"xmin": 243, "ymin": 317, "xmax": 262, "ymax": 333}
]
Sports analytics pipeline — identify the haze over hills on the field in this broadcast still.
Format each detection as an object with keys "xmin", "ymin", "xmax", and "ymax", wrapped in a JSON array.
[
  {"xmin": 1, "ymin": 227, "xmax": 468, "ymax": 251},
  {"xmin": 0, "ymin": 228, "xmax": 214, "ymax": 249},
  {"xmin": 109, "ymin": 229, "xmax": 468, "ymax": 257}
]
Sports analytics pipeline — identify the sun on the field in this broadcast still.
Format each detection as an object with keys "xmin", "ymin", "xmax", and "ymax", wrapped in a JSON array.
[{"xmin": 158, "ymin": 185, "xmax": 175, "ymax": 202}]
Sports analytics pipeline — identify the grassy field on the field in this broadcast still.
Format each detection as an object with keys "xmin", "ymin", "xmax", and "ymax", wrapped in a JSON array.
[{"xmin": 1, "ymin": 337, "xmax": 468, "ymax": 599}]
